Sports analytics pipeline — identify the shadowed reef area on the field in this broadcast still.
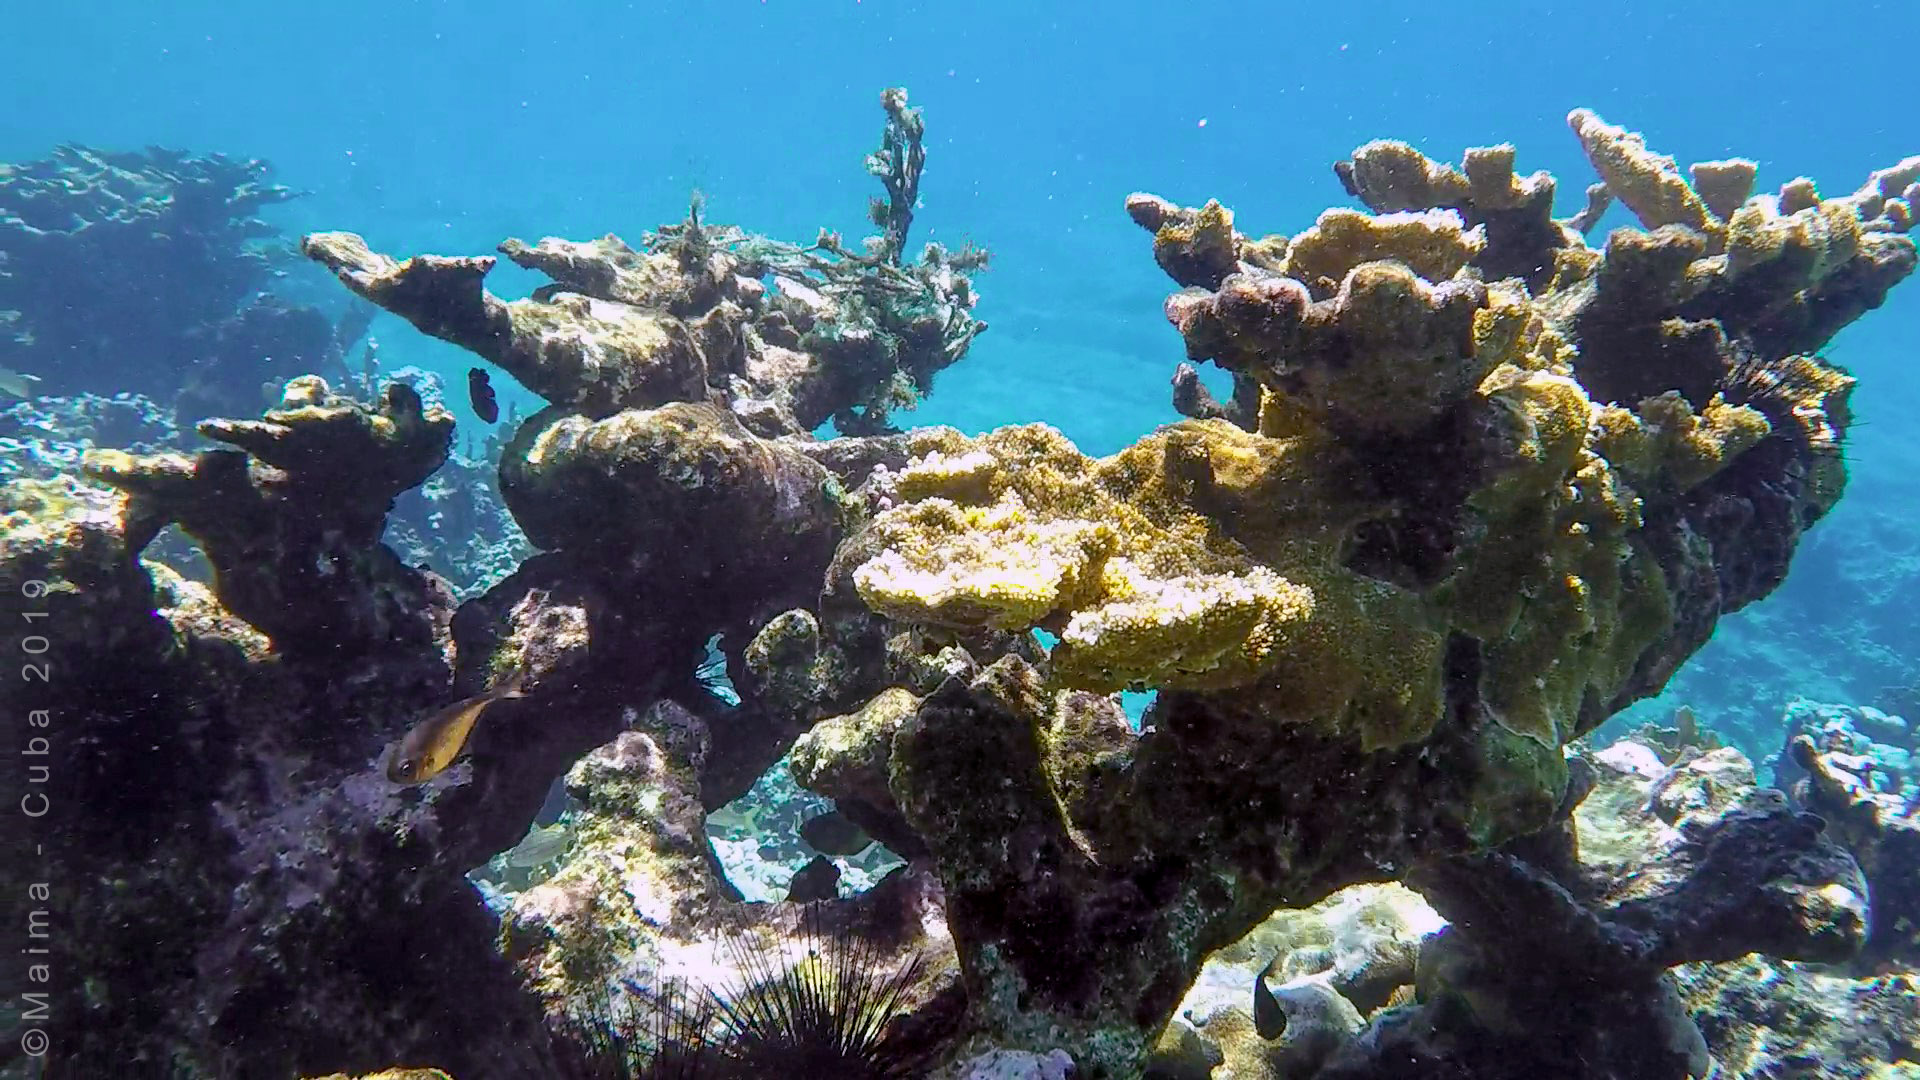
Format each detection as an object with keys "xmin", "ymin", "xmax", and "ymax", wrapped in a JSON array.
[{"xmin": 2, "ymin": 91, "xmax": 1918, "ymax": 1079}]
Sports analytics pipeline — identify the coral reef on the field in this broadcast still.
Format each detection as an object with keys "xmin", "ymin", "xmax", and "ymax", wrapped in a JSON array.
[
  {"xmin": 0, "ymin": 387, "xmax": 576, "ymax": 1077},
  {"xmin": 0, "ymin": 144, "xmax": 370, "ymax": 420},
  {"xmin": 1673, "ymin": 953, "xmax": 1920, "ymax": 1079},
  {"xmin": 1784, "ymin": 714, "xmax": 1920, "ymax": 971},
  {"xmin": 1629, "ymin": 481, "xmax": 1920, "ymax": 762},
  {"xmin": 375, "ymin": 366, "xmax": 534, "ymax": 599},
  {"xmin": 0, "ymin": 89, "xmax": 981, "ymax": 1076},
  {"xmin": 0, "ymin": 390, "xmax": 207, "ymax": 574},
  {"xmin": 5, "ymin": 96, "xmax": 1916, "ymax": 1080},
  {"xmin": 0, "ymin": 374, "xmax": 529, "ymax": 603},
  {"xmin": 1148, "ymin": 883, "xmax": 1439, "ymax": 1078},
  {"xmin": 1142, "ymin": 736, "xmax": 1877, "ymax": 1079},
  {"xmin": 0, "ymin": 391, "xmax": 183, "ymax": 484}
]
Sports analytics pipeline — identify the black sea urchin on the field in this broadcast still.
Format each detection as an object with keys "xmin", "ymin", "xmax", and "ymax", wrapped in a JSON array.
[
  {"xmin": 708, "ymin": 913, "xmax": 930, "ymax": 1080},
  {"xmin": 545, "ymin": 914, "xmax": 930, "ymax": 1080},
  {"xmin": 547, "ymin": 978, "xmax": 718, "ymax": 1080},
  {"xmin": 1721, "ymin": 349, "xmax": 1855, "ymax": 458}
]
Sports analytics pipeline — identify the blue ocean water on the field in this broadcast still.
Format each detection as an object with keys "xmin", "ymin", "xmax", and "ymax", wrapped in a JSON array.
[{"xmin": 5, "ymin": 1, "xmax": 1915, "ymax": 747}]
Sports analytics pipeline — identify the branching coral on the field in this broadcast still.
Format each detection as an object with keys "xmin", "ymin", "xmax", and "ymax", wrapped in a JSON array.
[
  {"xmin": 81, "ymin": 375, "xmax": 454, "ymax": 654},
  {"xmin": 801, "ymin": 110, "xmax": 1910, "ymax": 1071},
  {"xmin": 304, "ymin": 89, "xmax": 986, "ymax": 439}
]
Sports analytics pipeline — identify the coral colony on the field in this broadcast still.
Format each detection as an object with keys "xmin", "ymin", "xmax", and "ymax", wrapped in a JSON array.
[{"xmin": 3, "ymin": 88, "xmax": 1919, "ymax": 1079}]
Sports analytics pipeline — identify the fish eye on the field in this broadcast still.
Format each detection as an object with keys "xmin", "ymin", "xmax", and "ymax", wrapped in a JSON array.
[{"xmin": 397, "ymin": 757, "xmax": 417, "ymax": 776}]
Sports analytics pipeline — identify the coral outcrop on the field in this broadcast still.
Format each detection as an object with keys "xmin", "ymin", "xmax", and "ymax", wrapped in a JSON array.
[
  {"xmin": 82, "ymin": 375, "xmax": 456, "ymax": 656},
  {"xmin": 800, "ymin": 110, "xmax": 1906, "ymax": 1070},
  {"xmin": 1674, "ymin": 953, "xmax": 1920, "ymax": 1079},
  {"xmin": 1147, "ymin": 883, "xmax": 1440, "ymax": 1078},
  {"xmin": 1328, "ymin": 744, "xmax": 1867, "ymax": 1078},
  {"xmin": 1140, "ymin": 736, "xmax": 1873, "ymax": 1079},
  {"xmin": 0, "ymin": 382, "xmax": 599, "ymax": 1068},
  {"xmin": 1786, "ymin": 725, "xmax": 1920, "ymax": 971},
  {"xmin": 370, "ymin": 365, "xmax": 534, "ymax": 600},
  {"xmin": 0, "ymin": 88, "xmax": 986, "ymax": 1077},
  {"xmin": 304, "ymin": 93, "xmax": 984, "ymax": 442}
]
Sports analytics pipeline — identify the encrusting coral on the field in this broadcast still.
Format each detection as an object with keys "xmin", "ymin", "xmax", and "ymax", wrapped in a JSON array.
[{"xmin": 3, "ymin": 95, "xmax": 1914, "ymax": 1080}]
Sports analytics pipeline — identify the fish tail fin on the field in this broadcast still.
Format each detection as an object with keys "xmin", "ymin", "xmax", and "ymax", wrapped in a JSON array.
[
  {"xmin": 493, "ymin": 668, "xmax": 531, "ymax": 698},
  {"xmin": 1256, "ymin": 952, "xmax": 1281, "ymax": 983}
]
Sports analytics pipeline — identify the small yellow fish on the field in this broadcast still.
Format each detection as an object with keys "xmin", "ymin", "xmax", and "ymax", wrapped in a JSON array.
[
  {"xmin": 0, "ymin": 366, "xmax": 41, "ymax": 400},
  {"xmin": 387, "ymin": 675, "xmax": 527, "ymax": 785}
]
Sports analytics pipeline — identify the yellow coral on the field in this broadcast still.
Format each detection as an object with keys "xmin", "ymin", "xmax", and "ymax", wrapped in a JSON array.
[
  {"xmin": 1726, "ymin": 196, "xmax": 1862, "ymax": 284},
  {"xmin": 1051, "ymin": 561, "xmax": 1314, "ymax": 692},
  {"xmin": 1638, "ymin": 392, "xmax": 1771, "ymax": 490},
  {"xmin": 1153, "ymin": 199, "xmax": 1239, "ymax": 276},
  {"xmin": 1479, "ymin": 367, "xmax": 1591, "ymax": 487},
  {"xmin": 853, "ymin": 337, "xmax": 1686, "ymax": 750},
  {"xmin": 1728, "ymin": 353, "xmax": 1855, "ymax": 510},
  {"xmin": 1567, "ymin": 108, "xmax": 1716, "ymax": 237},
  {"xmin": 852, "ymin": 418, "xmax": 1454, "ymax": 747},
  {"xmin": 1588, "ymin": 403, "xmax": 1654, "ymax": 475},
  {"xmin": 1255, "ymin": 387, "xmax": 1324, "ymax": 441},
  {"xmin": 791, "ymin": 686, "xmax": 921, "ymax": 790},
  {"xmin": 1279, "ymin": 207, "xmax": 1484, "ymax": 297},
  {"xmin": 892, "ymin": 447, "xmax": 1002, "ymax": 504},
  {"xmin": 854, "ymin": 489, "xmax": 1116, "ymax": 629},
  {"xmin": 1472, "ymin": 281, "xmax": 1573, "ymax": 376},
  {"xmin": 1342, "ymin": 139, "xmax": 1472, "ymax": 211},
  {"xmin": 1689, "ymin": 158, "xmax": 1758, "ymax": 222},
  {"xmin": 1428, "ymin": 367, "xmax": 1672, "ymax": 746}
]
